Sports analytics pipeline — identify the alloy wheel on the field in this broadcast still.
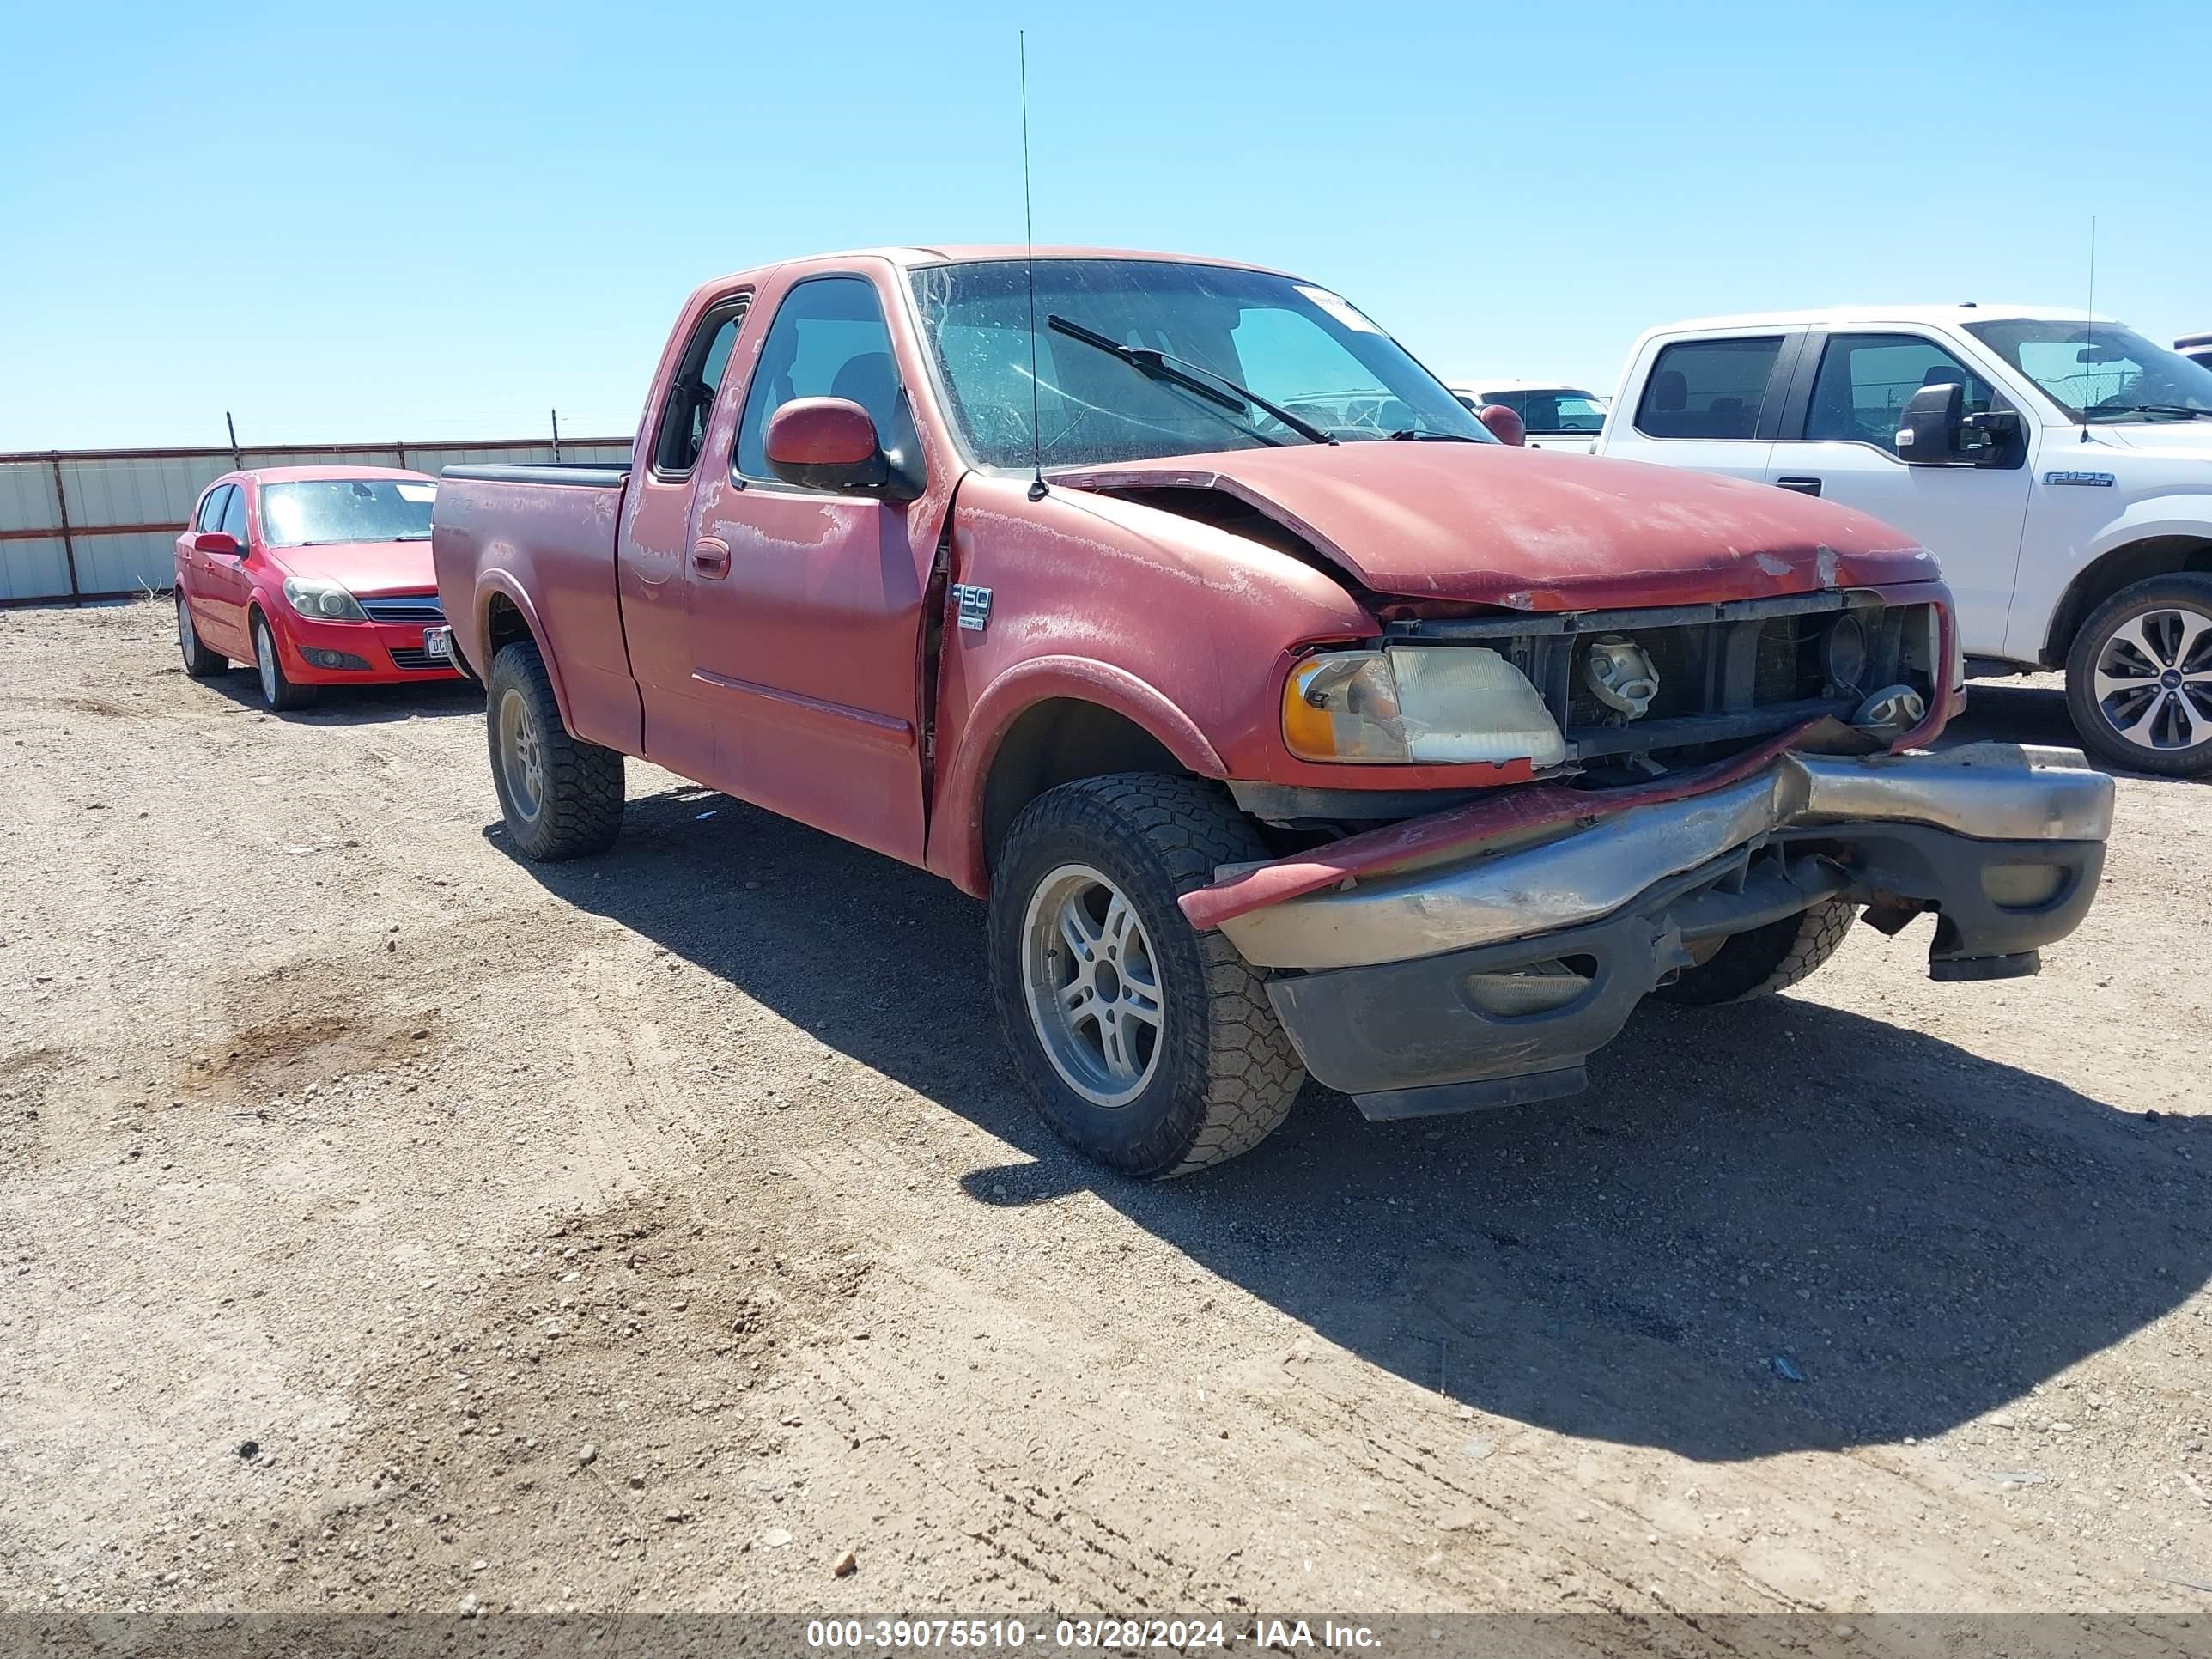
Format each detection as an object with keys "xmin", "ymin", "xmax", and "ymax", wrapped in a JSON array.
[
  {"xmin": 1019, "ymin": 863, "xmax": 1164, "ymax": 1109},
  {"xmin": 2093, "ymin": 604, "xmax": 2212, "ymax": 754},
  {"xmin": 497, "ymin": 687, "xmax": 546, "ymax": 822}
]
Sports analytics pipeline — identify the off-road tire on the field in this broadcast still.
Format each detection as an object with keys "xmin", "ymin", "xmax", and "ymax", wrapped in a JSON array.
[
  {"xmin": 988, "ymin": 775, "xmax": 1304, "ymax": 1179},
  {"xmin": 2063, "ymin": 573, "xmax": 2212, "ymax": 777},
  {"xmin": 485, "ymin": 640, "xmax": 624, "ymax": 860},
  {"xmin": 1650, "ymin": 897, "xmax": 1856, "ymax": 1006},
  {"xmin": 252, "ymin": 614, "xmax": 318, "ymax": 711},
  {"xmin": 177, "ymin": 592, "xmax": 227, "ymax": 677}
]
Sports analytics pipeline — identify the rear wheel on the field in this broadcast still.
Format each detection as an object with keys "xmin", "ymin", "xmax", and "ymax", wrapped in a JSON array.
[
  {"xmin": 1650, "ymin": 897, "xmax": 1856, "ymax": 1006},
  {"xmin": 988, "ymin": 775, "xmax": 1304, "ymax": 1179},
  {"xmin": 252, "ymin": 614, "xmax": 318, "ymax": 711},
  {"xmin": 176, "ymin": 593, "xmax": 226, "ymax": 677},
  {"xmin": 485, "ymin": 639, "xmax": 624, "ymax": 860},
  {"xmin": 2063, "ymin": 574, "xmax": 2212, "ymax": 776}
]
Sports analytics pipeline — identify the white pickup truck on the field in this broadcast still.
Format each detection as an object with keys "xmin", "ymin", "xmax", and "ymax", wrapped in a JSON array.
[{"xmin": 1595, "ymin": 307, "xmax": 2212, "ymax": 774}]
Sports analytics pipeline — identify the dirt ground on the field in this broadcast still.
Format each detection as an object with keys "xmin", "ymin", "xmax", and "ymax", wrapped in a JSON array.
[{"xmin": 2, "ymin": 599, "xmax": 2209, "ymax": 1626}]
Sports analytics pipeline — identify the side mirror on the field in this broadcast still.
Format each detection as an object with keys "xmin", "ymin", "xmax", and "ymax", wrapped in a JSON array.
[
  {"xmin": 1894, "ymin": 382, "xmax": 1963, "ymax": 465},
  {"xmin": 191, "ymin": 531, "xmax": 242, "ymax": 556},
  {"xmin": 763, "ymin": 398, "xmax": 890, "ymax": 495}
]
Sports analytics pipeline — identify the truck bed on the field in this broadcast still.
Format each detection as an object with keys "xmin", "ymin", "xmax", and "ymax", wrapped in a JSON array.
[{"xmin": 432, "ymin": 463, "xmax": 642, "ymax": 753}]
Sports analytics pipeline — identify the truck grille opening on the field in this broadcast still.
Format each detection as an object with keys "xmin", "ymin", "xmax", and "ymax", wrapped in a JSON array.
[{"xmin": 1390, "ymin": 591, "xmax": 1939, "ymax": 774}]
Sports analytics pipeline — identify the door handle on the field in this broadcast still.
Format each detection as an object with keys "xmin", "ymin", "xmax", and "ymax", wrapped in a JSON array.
[
  {"xmin": 690, "ymin": 538, "xmax": 732, "ymax": 580},
  {"xmin": 1775, "ymin": 476, "xmax": 1822, "ymax": 496}
]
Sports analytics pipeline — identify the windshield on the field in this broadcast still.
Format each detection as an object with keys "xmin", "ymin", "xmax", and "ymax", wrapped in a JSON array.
[
  {"xmin": 1964, "ymin": 319, "xmax": 2212, "ymax": 422},
  {"xmin": 910, "ymin": 258, "xmax": 1490, "ymax": 468},
  {"xmin": 259, "ymin": 479, "xmax": 436, "ymax": 546},
  {"xmin": 1477, "ymin": 388, "xmax": 1607, "ymax": 434}
]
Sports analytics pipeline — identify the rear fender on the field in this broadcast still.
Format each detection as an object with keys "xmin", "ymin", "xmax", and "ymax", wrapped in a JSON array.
[{"xmin": 477, "ymin": 573, "xmax": 577, "ymax": 734}]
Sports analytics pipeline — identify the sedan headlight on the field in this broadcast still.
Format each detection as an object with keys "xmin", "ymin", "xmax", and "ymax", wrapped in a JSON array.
[
  {"xmin": 282, "ymin": 576, "xmax": 368, "ymax": 623},
  {"xmin": 1282, "ymin": 646, "xmax": 1567, "ymax": 767}
]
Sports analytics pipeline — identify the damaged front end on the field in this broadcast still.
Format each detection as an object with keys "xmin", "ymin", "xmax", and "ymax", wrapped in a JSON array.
[{"xmin": 1184, "ymin": 739, "xmax": 2113, "ymax": 1122}]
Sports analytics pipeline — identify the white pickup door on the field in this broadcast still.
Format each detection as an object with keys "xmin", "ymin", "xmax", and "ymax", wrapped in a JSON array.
[
  {"xmin": 1757, "ymin": 329, "xmax": 2032, "ymax": 658},
  {"xmin": 1602, "ymin": 328, "xmax": 2029, "ymax": 657}
]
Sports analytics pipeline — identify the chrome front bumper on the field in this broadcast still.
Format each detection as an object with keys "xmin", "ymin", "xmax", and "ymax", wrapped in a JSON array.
[{"xmin": 1219, "ymin": 743, "xmax": 2113, "ymax": 973}]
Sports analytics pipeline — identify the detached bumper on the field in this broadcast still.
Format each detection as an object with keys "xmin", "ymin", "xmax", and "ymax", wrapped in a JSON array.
[{"xmin": 1200, "ymin": 744, "xmax": 2112, "ymax": 1121}]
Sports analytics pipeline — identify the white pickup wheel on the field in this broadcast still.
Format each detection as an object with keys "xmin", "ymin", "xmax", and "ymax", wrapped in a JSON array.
[{"xmin": 2064, "ymin": 574, "xmax": 2212, "ymax": 776}]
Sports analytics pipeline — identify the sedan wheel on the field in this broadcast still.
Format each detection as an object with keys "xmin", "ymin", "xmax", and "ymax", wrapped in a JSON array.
[
  {"xmin": 176, "ymin": 592, "xmax": 226, "ymax": 677},
  {"xmin": 2066, "ymin": 574, "xmax": 2212, "ymax": 775}
]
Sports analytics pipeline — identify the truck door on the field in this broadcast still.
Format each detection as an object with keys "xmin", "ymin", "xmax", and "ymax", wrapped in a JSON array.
[
  {"xmin": 1604, "ymin": 332, "xmax": 1800, "ymax": 483},
  {"xmin": 683, "ymin": 270, "xmax": 948, "ymax": 866},
  {"xmin": 1764, "ymin": 331, "xmax": 2031, "ymax": 659},
  {"xmin": 619, "ymin": 290, "xmax": 752, "ymax": 783}
]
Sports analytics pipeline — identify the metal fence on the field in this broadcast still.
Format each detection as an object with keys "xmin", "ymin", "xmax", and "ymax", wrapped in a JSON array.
[{"xmin": 0, "ymin": 436, "xmax": 634, "ymax": 606}]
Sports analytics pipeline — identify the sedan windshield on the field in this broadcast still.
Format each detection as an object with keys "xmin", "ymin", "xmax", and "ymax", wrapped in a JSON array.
[
  {"xmin": 1964, "ymin": 319, "xmax": 2212, "ymax": 422},
  {"xmin": 259, "ymin": 479, "xmax": 436, "ymax": 547},
  {"xmin": 910, "ymin": 258, "xmax": 1490, "ymax": 468}
]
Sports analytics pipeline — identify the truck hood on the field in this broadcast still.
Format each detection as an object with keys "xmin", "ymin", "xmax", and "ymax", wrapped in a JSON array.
[
  {"xmin": 268, "ymin": 539, "xmax": 439, "ymax": 595},
  {"xmin": 2084, "ymin": 422, "xmax": 2212, "ymax": 463},
  {"xmin": 1051, "ymin": 441, "xmax": 1936, "ymax": 609}
]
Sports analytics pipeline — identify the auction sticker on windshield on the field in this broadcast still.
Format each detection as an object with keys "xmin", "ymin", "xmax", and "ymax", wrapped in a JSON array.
[{"xmin": 1294, "ymin": 285, "xmax": 1382, "ymax": 333}]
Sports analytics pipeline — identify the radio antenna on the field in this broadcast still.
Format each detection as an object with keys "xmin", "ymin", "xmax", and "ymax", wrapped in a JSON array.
[
  {"xmin": 2081, "ymin": 215, "xmax": 2097, "ymax": 445},
  {"xmin": 1020, "ymin": 30, "xmax": 1048, "ymax": 501}
]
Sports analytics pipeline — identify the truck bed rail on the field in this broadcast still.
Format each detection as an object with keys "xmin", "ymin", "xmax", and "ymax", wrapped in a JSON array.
[{"xmin": 440, "ymin": 463, "xmax": 630, "ymax": 489}]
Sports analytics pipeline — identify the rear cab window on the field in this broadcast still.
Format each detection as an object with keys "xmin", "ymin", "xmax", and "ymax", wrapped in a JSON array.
[
  {"xmin": 1635, "ymin": 337, "xmax": 1784, "ymax": 439},
  {"xmin": 651, "ymin": 296, "xmax": 750, "ymax": 479}
]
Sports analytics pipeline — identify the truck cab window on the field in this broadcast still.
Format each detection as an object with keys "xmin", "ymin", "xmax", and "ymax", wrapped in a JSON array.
[
  {"xmin": 1805, "ymin": 334, "xmax": 1994, "ymax": 453},
  {"xmin": 1634, "ymin": 337, "xmax": 1781, "ymax": 439},
  {"xmin": 734, "ymin": 276, "xmax": 910, "ymax": 483},
  {"xmin": 651, "ymin": 299, "xmax": 747, "ymax": 478}
]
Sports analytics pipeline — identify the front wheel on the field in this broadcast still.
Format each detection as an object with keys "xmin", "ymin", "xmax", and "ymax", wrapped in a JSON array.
[
  {"xmin": 252, "ymin": 614, "xmax": 318, "ymax": 711},
  {"xmin": 988, "ymin": 775, "xmax": 1304, "ymax": 1179},
  {"xmin": 485, "ymin": 639, "xmax": 624, "ymax": 860},
  {"xmin": 2063, "ymin": 574, "xmax": 2212, "ymax": 775},
  {"xmin": 1650, "ymin": 897, "xmax": 1856, "ymax": 1006},
  {"xmin": 177, "ymin": 592, "xmax": 227, "ymax": 677}
]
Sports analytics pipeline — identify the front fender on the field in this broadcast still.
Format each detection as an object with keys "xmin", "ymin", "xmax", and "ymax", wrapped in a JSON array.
[
  {"xmin": 2079, "ymin": 492, "xmax": 2212, "ymax": 562},
  {"xmin": 927, "ymin": 655, "xmax": 1228, "ymax": 896}
]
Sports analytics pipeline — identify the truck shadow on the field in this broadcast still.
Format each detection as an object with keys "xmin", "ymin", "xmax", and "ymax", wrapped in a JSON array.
[{"xmin": 504, "ymin": 785, "xmax": 2212, "ymax": 1464}]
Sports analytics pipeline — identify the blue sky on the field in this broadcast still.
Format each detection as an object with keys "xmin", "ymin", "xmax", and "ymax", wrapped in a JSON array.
[{"xmin": 4, "ymin": 0, "xmax": 2207, "ymax": 451}]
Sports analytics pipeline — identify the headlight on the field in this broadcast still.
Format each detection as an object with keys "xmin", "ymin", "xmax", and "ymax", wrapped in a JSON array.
[
  {"xmin": 282, "ymin": 577, "xmax": 368, "ymax": 623},
  {"xmin": 1282, "ymin": 646, "xmax": 1567, "ymax": 767}
]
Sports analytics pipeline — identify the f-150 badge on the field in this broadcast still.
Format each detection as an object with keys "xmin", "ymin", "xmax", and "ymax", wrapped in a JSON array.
[
  {"xmin": 953, "ymin": 583, "xmax": 994, "ymax": 633},
  {"xmin": 2042, "ymin": 471, "xmax": 2116, "ymax": 487}
]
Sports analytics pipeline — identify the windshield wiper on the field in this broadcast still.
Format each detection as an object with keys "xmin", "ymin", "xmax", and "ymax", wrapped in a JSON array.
[
  {"xmin": 2087, "ymin": 404, "xmax": 2212, "ymax": 421},
  {"xmin": 1045, "ymin": 315, "xmax": 1336, "ymax": 445},
  {"xmin": 1388, "ymin": 428, "xmax": 1484, "ymax": 442}
]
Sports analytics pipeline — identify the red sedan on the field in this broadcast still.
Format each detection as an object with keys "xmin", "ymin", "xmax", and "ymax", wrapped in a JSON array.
[{"xmin": 173, "ymin": 465, "xmax": 463, "ymax": 709}]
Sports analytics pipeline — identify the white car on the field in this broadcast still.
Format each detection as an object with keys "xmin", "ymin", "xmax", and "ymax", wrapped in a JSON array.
[
  {"xmin": 1449, "ymin": 381, "xmax": 1609, "ymax": 452},
  {"xmin": 1594, "ymin": 305, "xmax": 2212, "ymax": 774}
]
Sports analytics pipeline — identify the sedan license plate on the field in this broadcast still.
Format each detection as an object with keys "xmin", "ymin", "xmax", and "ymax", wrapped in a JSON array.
[{"xmin": 422, "ymin": 626, "xmax": 452, "ymax": 660}]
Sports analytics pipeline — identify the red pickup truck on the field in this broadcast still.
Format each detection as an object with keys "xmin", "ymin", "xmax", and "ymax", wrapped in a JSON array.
[{"xmin": 432, "ymin": 246, "xmax": 2113, "ymax": 1177}]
